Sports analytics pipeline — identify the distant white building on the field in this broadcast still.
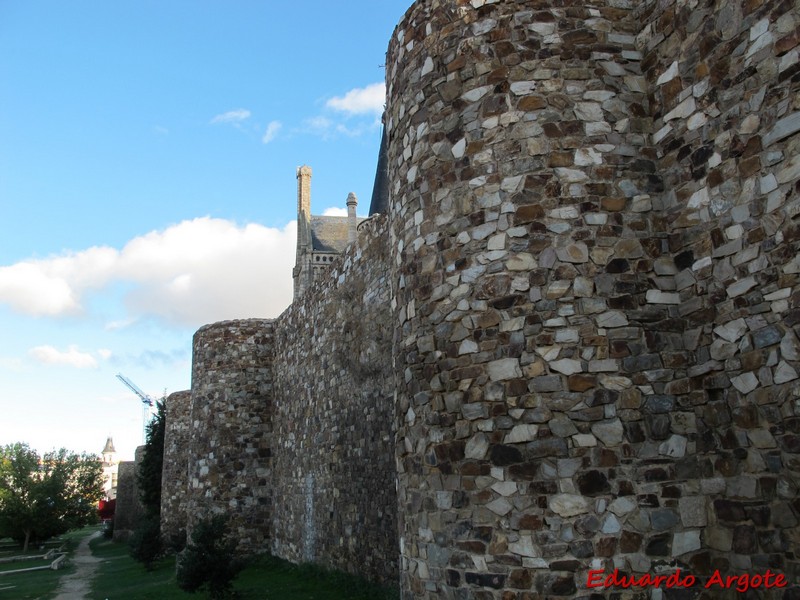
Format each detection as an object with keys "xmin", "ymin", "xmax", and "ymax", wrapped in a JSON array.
[{"xmin": 101, "ymin": 437, "xmax": 120, "ymax": 499}]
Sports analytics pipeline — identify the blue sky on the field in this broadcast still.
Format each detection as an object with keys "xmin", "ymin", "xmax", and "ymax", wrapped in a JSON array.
[{"xmin": 0, "ymin": 1, "xmax": 410, "ymax": 460}]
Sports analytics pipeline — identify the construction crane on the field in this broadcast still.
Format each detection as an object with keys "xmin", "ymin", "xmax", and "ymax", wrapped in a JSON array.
[{"xmin": 115, "ymin": 373, "xmax": 154, "ymax": 443}]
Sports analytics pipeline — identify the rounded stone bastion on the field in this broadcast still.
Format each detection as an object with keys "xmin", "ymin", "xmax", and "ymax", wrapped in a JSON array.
[
  {"xmin": 385, "ymin": 1, "xmax": 705, "ymax": 598},
  {"xmin": 186, "ymin": 318, "xmax": 275, "ymax": 553},
  {"xmin": 160, "ymin": 390, "xmax": 191, "ymax": 546}
]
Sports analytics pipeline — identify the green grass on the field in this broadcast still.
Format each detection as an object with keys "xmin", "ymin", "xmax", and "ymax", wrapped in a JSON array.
[
  {"xmin": 0, "ymin": 568, "xmax": 71, "ymax": 600},
  {"xmin": 90, "ymin": 536, "xmax": 194, "ymax": 599},
  {"xmin": 90, "ymin": 536, "xmax": 400, "ymax": 599},
  {"xmin": 0, "ymin": 527, "xmax": 92, "ymax": 599},
  {"xmin": 0, "ymin": 557, "xmax": 52, "ymax": 572},
  {"xmin": 236, "ymin": 556, "xmax": 399, "ymax": 600}
]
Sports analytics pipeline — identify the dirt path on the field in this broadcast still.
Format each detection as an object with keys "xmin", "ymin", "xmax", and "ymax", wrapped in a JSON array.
[{"xmin": 52, "ymin": 530, "xmax": 102, "ymax": 600}]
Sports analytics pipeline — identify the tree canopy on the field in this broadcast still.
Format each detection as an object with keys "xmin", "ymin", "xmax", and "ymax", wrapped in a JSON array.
[
  {"xmin": 138, "ymin": 398, "xmax": 166, "ymax": 519},
  {"xmin": 0, "ymin": 443, "xmax": 104, "ymax": 551}
]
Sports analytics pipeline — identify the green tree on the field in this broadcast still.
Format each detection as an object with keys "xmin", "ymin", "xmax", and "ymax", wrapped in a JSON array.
[
  {"xmin": 138, "ymin": 398, "xmax": 166, "ymax": 519},
  {"xmin": 0, "ymin": 443, "xmax": 103, "ymax": 551},
  {"xmin": 129, "ymin": 398, "xmax": 166, "ymax": 568},
  {"xmin": 177, "ymin": 514, "xmax": 243, "ymax": 599}
]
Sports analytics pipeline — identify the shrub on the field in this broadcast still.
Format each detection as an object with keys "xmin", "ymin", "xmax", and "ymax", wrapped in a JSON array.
[
  {"xmin": 128, "ymin": 514, "xmax": 161, "ymax": 570},
  {"xmin": 177, "ymin": 515, "xmax": 243, "ymax": 599}
]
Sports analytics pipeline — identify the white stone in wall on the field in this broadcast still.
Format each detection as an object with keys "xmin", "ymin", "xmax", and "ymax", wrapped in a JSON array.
[
  {"xmin": 687, "ymin": 112, "xmax": 707, "ymax": 130},
  {"xmin": 420, "ymin": 56, "xmax": 434, "ymax": 76},
  {"xmin": 506, "ymin": 253, "xmax": 537, "ymax": 270},
  {"xmin": 664, "ymin": 96, "xmax": 696, "ymax": 121},
  {"xmin": 529, "ymin": 22, "xmax": 555, "ymax": 36},
  {"xmin": 591, "ymin": 419, "xmax": 624, "ymax": 446},
  {"xmin": 584, "ymin": 213, "xmax": 607, "ymax": 225},
  {"xmin": 687, "ymin": 187, "xmax": 709, "ymax": 208},
  {"xmin": 486, "ymin": 497, "xmax": 513, "ymax": 516},
  {"xmin": 747, "ymin": 429, "xmax": 777, "ymax": 448},
  {"xmin": 777, "ymin": 154, "xmax": 800, "ymax": 184},
  {"xmin": 491, "ymin": 481, "xmax": 517, "ymax": 497},
  {"xmin": 549, "ymin": 359, "xmax": 582, "ymax": 375},
  {"xmin": 510, "ymin": 81, "xmax": 537, "ymax": 95},
  {"xmin": 509, "ymin": 536, "xmax": 540, "ymax": 558},
  {"xmin": 659, "ymin": 435, "xmax": 687, "ymax": 458},
  {"xmin": 451, "ymin": 138, "xmax": 466, "ymax": 158},
  {"xmin": 747, "ymin": 29, "xmax": 773, "ymax": 58},
  {"xmin": 780, "ymin": 49, "xmax": 799, "ymax": 73},
  {"xmin": 731, "ymin": 372, "xmax": 759, "ymax": 394},
  {"xmin": 459, "ymin": 339, "xmax": 478, "ymax": 355},
  {"xmin": 575, "ymin": 102, "xmax": 603, "ymax": 121},
  {"xmin": 596, "ymin": 311, "xmax": 629, "ymax": 328},
  {"xmin": 601, "ymin": 514, "xmax": 621, "ymax": 534},
  {"xmin": 726, "ymin": 277, "xmax": 757, "ymax": 297},
  {"xmin": 589, "ymin": 359, "xmax": 619, "ymax": 372},
  {"xmin": 673, "ymin": 531, "xmax": 701, "ymax": 556},
  {"xmin": 781, "ymin": 331, "xmax": 800, "ymax": 361},
  {"xmin": 575, "ymin": 147, "xmax": 603, "ymax": 165},
  {"xmin": 609, "ymin": 496, "xmax": 636, "ymax": 516},
  {"xmin": 600, "ymin": 61, "xmax": 627, "ymax": 76},
  {"xmin": 461, "ymin": 85, "xmax": 493, "ymax": 102},
  {"xmin": 656, "ymin": 61, "xmax": 679, "ymax": 85},
  {"xmin": 573, "ymin": 277, "xmax": 594, "ymax": 297},
  {"xmin": 488, "ymin": 358, "xmax": 522, "ymax": 381},
  {"xmin": 586, "ymin": 121, "xmax": 612, "ymax": 135},
  {"xmin": 774, "ymin": 361, "xmax": 798, "ymax": 384},
  {"xmin": 549, "ymin": 494, "xmax": 590, "ymax": 517},
  {"xmin": 573, "ymin": 434, "xmax": 597, "ymax": 447},
  {"xmin": 555, "ymin": 168, "xmax": 588, "ymax": 183},
  {"xmin": 646, "ymin": 290, "xmax": 680, "ymax": 304},
  {"xmin": 505, "ymin": 425, "xmax": 539, "ymax": 443}
]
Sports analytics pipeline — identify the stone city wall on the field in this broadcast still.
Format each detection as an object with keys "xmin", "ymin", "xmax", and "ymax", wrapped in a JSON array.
[
  {"xmin": 385, "ymin": 0, "xmax": 799, "ymax": 597},
  {"xmin": 271, "ymin": 214, "xmax": 399, "ymax": 584},
  {"xmin": 175, "ymin": 217, "xmax": 398, "ymax": 582},
  {"xmin": 160, "ymin": 390, "xmax": 191, "ymax": 545},
  {"xmin": 113, "ymin": 446, "xmax": 145, "ymax": 541},
  {"xmin": 165, "ymin": 0, "xmax": 800, "ymax": 597},
  {"xmin": 186, "ymin": 319, "xmax": 275, "ymax": 553},
  {"xmin": 636, "ymin": 0, "xmax": 800, "ymax": 586}
]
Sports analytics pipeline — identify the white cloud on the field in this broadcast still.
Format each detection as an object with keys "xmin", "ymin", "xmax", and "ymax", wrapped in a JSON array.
[
  {"xmin": 326, "ymin": 83, "xmax": 385, "ymax": 115},
  {"xmin": 0, "ymin": 357, "xmax": 24, "ymax": 372},
  {"xmin": 29, "ymin": 345, "xmax": 98, "ymax": 369},
  {"xmin": 0, "ymin": 218, "xmax": 296, "ymax": 327},
  {"xmin": 262, "ymin": 120, "xmax": 282, "ymax": 144},
  {"xmin": 322, "ymin": 207, "xmax": 348, "ymax": 217},
  {"xmin": 305, "ymin": 116, "xmax": 333, "ymax": 132},
  {"xmin": 210, "ymin": 109, "xmax": 251, "ymax": 124},
  {"xmin": 105, "ymin": 318, "xmax": 137, "ymax": 331},
  {"xmin": 0, "ymin": 246, "xmax": 118, "ymax": 316}
]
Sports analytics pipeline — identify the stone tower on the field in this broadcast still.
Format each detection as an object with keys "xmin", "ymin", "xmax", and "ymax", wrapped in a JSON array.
[
  {"xmin": 385, "ymin": 0, "xmax": 800, "ymax": 596},
  {"xmin": 101, "ymin": 436, "xmax": 118, "ymax": 499},
  {"xmin": 292, "ymin": 166, "xmax": 366, "ymax": 299}
]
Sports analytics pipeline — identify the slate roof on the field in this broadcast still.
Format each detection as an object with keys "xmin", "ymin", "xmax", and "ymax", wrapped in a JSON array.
[
  {"xmin": 310, "ymin": 215, "xmax": 366, "ymax": 253},
  {"xmin": 103, "ymin": 437, "xmax": 116, "ymax": 454},
  {"xmin": 369, "ymin": 124, "xmax": 389, "ymax": 216}
]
